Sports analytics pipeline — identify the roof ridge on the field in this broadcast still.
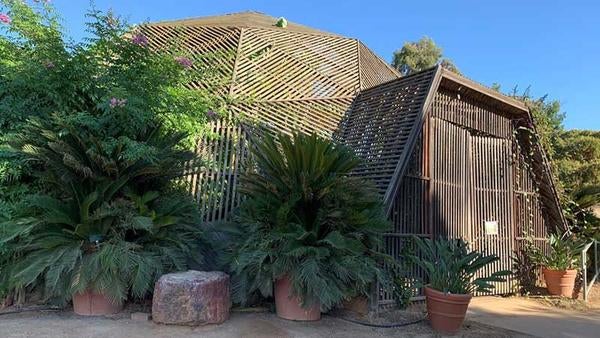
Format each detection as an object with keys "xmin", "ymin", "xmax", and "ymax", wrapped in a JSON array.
[{"xmin": 142, "ymin": 11, "xmax": 340, "ymax": 37}]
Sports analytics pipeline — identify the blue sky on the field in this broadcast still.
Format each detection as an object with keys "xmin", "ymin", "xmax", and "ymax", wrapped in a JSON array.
[{"xmin": 52, "ymin": 0, "xmax": 599, "ymax": 130}]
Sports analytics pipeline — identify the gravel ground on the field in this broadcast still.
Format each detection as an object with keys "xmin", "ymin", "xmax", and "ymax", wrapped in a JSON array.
[{"xmin": 0, "ymin": 309, "xmax": 530, "ymax": 338}]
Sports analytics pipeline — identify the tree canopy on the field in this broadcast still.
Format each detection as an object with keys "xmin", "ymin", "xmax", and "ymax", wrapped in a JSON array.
[{"xmin": 392, "ymin": 37, "xmax": 459, "ymax": 75}]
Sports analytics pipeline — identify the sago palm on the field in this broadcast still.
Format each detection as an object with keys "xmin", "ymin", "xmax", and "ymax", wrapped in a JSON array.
[
  {"xmin": 226, "ymin": 132, "xmax": 390, "ymax": 311},
  {"xmin": 1, "ymin": 115, "xmax": 204, "ymax": 304}
]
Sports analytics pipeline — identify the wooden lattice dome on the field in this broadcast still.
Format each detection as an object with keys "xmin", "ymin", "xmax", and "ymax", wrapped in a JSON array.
[{"xmin": 142, "ymin": 11, "xmax": 399, "ymax": 137}]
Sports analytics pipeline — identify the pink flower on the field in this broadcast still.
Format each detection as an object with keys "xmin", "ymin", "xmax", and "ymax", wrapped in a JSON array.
[
  {"xmin": 175, "ymin": 56, "xmax": 193, "ymax": 69},
  {"xmin": 131, "ymin": 33, "xmax": 148, "ymax": 47},
  {"xmin": 109, "ymin": 97, "xmax": 127, "ymax": 108},
  {"xmin": 206, "ymin": 110, "xmax": 217, "ymax": 119},
  {"xmin": 0, "ymin": 13, "xmax": 11, "ymax": 25}
]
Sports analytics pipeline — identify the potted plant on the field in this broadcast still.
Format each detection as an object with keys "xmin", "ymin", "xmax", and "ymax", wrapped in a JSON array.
[
  {"xmin": 408, "ymin": 237, "xmax": 510, "ymax": 335},
  {"xmin": 225, "ymin": 132, "xmax": 390, "ymax": 321},
  {"xmin": 529, "ymin": 233, "xmax": 583, "ymax": 298},
  {"xmin": 3, "ymin": 118, "xmax": 205, "ymax": 315}
]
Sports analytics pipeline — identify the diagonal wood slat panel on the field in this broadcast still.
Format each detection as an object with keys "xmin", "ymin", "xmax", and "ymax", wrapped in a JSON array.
[
  {"xmin": 232, "ymin": 98, "xmax": 353, "ymax": 137},
  {"xmin": 358, "ymin": 42, "xmax": 400, "ymax": 90},
  {"xmin": 338, "ymin": 67, "xmax": 439, "ymax": 195},
  {"xmin": 141, "ymin": 25, "xmax": 240, "ymax": 95},
  {"xmin": 141, "ymin": 12, "xmax": 398, "ymax": 225},
  {"xmin": 233, "ymin": 28, "xmax": 359, "ymax": 100}
]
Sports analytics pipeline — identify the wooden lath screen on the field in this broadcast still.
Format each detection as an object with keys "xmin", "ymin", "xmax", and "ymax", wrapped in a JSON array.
[
  {"xmin": 188, "ymin": 120, "xmax": 250, "ymax": 223},
  {"xmin": 358, "ymin": 42, "xmax": 400, "ymax": 90},
  {"xmin": 338, "ymin": 67, "xmax": 438, "ymax": 195},
  {"xmin": 142, "ymin": 17, "xmax": 399, "ymax": 223},
  {"xmin": 379, "ymin": 126, "xmax": 430, "ymax": 308},
  {"xmin": 469, "ymin": 135, "xmax": 516, "ymax": 295},
  {"xmin": 141, "ymin": 25, "xmax": 241, "ymax": 96}
]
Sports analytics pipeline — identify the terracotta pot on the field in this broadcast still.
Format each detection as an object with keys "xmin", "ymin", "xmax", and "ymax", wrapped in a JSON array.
[
  {"xmin": 342, "ymin": 296, "xmax": 369, "ymax": 315},
  {"xmin": 424, "ymin": 286, "xmax": 472, "ymax": 335},
  {"xmin": 274, "ymin": 275, "xmax": 320, "ymax": 321},
  {"xmin": 72, "ymin": 290, "xmax": 122, "ymax": 316},
  {"xmin": 543, "ymin": 268, "xmax": 578, "ymax": 298}
]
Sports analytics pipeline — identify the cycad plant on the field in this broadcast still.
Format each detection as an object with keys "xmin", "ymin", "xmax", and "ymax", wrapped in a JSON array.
[
  {"xmin": 226, "ymin": 132, "xmax": 390, "ymax": 311},
  {"xmin": 1, "ymin": 115, "xmax": 204, "ymax": 304},
  {"xmin": 408, "ymin": 236, "xmax": 510, "ymax": 294}
]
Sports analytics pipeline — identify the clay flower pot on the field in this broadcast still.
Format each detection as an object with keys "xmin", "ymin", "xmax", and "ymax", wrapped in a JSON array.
[
  {"xmin": 543, "ymin": 268, "xmax": 578, "ymax": 298},
  {"xmin": 274, "ymin": 275, "xmax": 320, "ymax": 321},
  {"xmin": 72, "ymin": 290, "xmax": 122, "ymax": 316},
  {"xmin": 424, "ymin": 286, "xmax": 472, "ymax": 335}
]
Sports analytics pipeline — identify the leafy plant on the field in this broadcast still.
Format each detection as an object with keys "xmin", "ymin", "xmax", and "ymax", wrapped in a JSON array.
[
  {"xmin": 407, "ymin": 236, "xmax": 510, "ymax": 294},
  {"xmin": 0, "ymin": 115, "xmax": 204, "ymax": 304},
  {"xmin": 224, "ymin": 132, "xmax": 391, "ymax": 311},
  {"xmin": 391, "ymin": 275, "xmax": 414, "ymax": 310},
  {"xmin": 0, "ymin": 2, "xmax": 217, "ymax": 304},
  {"xmin": 528, "ymin": 233, "xmax": 584, "ymax": 271}
]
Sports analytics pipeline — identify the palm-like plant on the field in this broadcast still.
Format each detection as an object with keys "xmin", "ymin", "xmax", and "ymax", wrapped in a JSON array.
[
  {"xmin": 528, "ymin": 233, "xmax": 583, "ymax": 271},
  {"xmin": 407, "ymin": 237, "xmax": 510, "ymax": 294},
  {"xmin": 1, "ymin": 115, "xmax": 204, "ymax": 304},
  {"xmin": 225, "ymin": 132, "xmax": 390, "ymax": 311}
]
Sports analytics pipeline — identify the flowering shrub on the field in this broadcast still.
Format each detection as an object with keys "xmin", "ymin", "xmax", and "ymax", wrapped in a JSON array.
[{"xmin": 0, "ymin": 0, "xmax": 220, "ymax": 303}]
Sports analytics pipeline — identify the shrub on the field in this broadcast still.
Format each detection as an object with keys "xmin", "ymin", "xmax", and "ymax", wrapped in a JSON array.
[
  {"xmin": 407, "ymin": 236, "xmax": 510, "ymax": 294},
  {"xmin": 224, "ymin": 132, "xmax": 391, "ymax": 311},
  {"xmin": 0, "ymin": 1, "xmax": 218, "ymax": 303}
]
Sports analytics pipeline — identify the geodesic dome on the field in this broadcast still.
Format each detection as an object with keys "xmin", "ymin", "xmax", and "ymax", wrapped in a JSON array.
[{"xmin": 141, "ymin": 11, "xmax": 400, "ymax": 222}]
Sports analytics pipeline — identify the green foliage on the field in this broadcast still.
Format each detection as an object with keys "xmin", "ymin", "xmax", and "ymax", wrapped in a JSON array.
[
  {"xmin": 391, "ymin": 275, "xmax": 413, "ymax": 310},
  {"xmin": 0, "ymin": 0, "xmax": 222, "ymax": 221},
  {"xmin": 0, "ymin": 1, "xmax": 216, "ymax": 303},
  {"xmin": 511, "ymin": 241, "xmax": 539, "ymax": 295},
  {"xmin": 224, "ymin": 132, "xmax": 391, "ymax": 311},
  {"xmin": 392, "ymin": 36, "xmax": 459, "ymax": 76},
  {"xmin": 527, "ymin": 233, "xmax": 583, "ymax": 271},
  {"xmin": 555, "ymin": 130, "xmax": 600, "ymax": 193},
  {"xmin": 0, "ymin": 115, "xmax": 205, "ymax": 304},
  {"xmin": 407, "ymin": 237, "xmax": 510, "ymax": 294}
]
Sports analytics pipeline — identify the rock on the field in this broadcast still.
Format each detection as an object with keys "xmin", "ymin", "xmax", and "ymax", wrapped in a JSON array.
[
  {"xmin": 152, "ymin": 270, "xmax": 230, "ymax": 325},
  {"xmin": 131, "ymin": 312, "xmax": 151, "ymax": 321}
]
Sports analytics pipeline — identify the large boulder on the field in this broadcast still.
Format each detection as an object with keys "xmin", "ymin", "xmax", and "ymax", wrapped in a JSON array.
[{"xmin": 152, "ymin": 270, "xmax": 230, "ymax": 325}]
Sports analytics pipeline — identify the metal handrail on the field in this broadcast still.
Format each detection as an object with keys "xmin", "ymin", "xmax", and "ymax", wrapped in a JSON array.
[{"xmin": 582, "ymin": 239, "xmax": 599, "ymax": 302}]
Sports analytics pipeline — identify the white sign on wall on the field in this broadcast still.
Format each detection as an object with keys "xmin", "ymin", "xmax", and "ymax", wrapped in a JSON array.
[{"xmin": 484, "ymin": 221, "xmax": 499, "ymax": 235}]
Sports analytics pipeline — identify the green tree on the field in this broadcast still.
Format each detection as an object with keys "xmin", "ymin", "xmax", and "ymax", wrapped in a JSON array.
[
  {"xmin": 555, "ymin": 130, "xmax": 600, "ymax": 192},
  {"xmin": 392, "ymin": 37, "xmax": 459, "ymax": 75}
]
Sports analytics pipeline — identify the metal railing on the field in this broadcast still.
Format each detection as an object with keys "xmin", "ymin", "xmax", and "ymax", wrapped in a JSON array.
[{"xmin": 582, "ymin": 239, "xmax": 599, "ymax": 302}]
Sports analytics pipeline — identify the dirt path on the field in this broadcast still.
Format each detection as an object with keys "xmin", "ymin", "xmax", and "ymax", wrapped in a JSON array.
[
  {"xmin": 468, "ymin": 296, "xmax": 600, "ymax": 338},
  {"xmin": 0, "ymin": 310, "xmax": 527, "ymax": 338}
]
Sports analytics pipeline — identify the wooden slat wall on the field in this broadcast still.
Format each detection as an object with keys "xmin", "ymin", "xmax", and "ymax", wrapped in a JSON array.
[
  {"xmin": 429, "ymin": 118, "xmax": 471, "ymax": 239},
  {"xmin": 376, "ymin": 85, "xmax": 552, "ymax": 307},
  {"xmin": 338, "ymin": 68, "xmax": 438, "ymax": 194},
  {"xmin": 469, "ymin": 135, "xmax": 515, "ymax": 295},
  {"xmin": 357, "ymin": 42, "xmax": 400, "ymax": 90},
  {"xmin": 189, "ymin": 120, "xmax": 250, "ymax": 223},
  {"xmin": 141, "ymin": 25, "xmax": 241, "ymax": 96},
  {"xmin": 379, "ymin": 127, "xmax": 430, "ymax": 308},
  {"xmin": 142, "ymin": 18, "xmax": 398, "ymax": 223}
]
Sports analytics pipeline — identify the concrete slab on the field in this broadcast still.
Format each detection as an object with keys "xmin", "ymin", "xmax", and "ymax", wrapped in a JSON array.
[{"xmin": 468, "ymin": 296, "xmax": 600, "ymax": 338}]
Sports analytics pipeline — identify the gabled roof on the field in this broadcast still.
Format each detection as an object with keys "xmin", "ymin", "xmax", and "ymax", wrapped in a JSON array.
[
  {"xmin": 339, "ymin": 66, "xmax": 565, "ymax": 228},
  {"xmin": 148, "ymin": 11, "xmax": 340, "ymax": 37}
]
